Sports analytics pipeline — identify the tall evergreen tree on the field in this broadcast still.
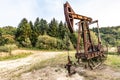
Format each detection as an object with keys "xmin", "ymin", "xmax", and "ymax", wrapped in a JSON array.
[
  {"xmin": 64, "ymin": 23, "xmax": 77, "ymax": 48},
  {"xmin": 39, "ymin": 19, "xmax": 48, "ymax": 35},
  {"xmin": 15, "ymin": 18, "xmax": 32, "ymax": 47},
  {"xmin": 29, "ymin": 21, "xmax": 34, "ymax": 30},
  {"xmin": 34, "ymin": 17, "xmax": 40, "ymax": 36},
  {"xmin": 29, "ymin": 21, "xmax": 38, "ymax": 47},
  {"xmin": 48, "ymin": 18, "xmax": 58, "ymax": 37},
  {"xmin": 58, "ymin": 21, "xmax": 66, "ymax": 39}
]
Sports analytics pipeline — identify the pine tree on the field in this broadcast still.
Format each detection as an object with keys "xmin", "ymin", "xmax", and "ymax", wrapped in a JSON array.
[
  {"xmin": 29, "ymin": 21, "xmax": 38, "ymax": 47},
  {"xmin": 15, "ymin": 18, "xmax": 32, "ymax": 47},
  {"xmin": 48, "ymin": 18, "xmax": 58, "ymax": 37},
  {"xmin": 64, "ymin": 23, "xmax": 77, "ymax": 48},
  {"xmin": 39, "ymin": 19, "xmax": 48, "ymax": 35},
  {"xmin": 34, "ymin": 17, "xmax": 40, "ymax": 36},
  {"xmin": 58, "ymin": 21, "xmax": 66, "ymax": 39}
]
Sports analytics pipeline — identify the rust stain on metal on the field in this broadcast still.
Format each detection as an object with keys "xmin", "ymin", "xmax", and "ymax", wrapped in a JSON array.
[{"xmin": 64, "ymin": 2, "xmax": 107, "ymax": 75}]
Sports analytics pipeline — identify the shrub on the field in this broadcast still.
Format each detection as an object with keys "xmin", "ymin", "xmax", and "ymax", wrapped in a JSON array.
[
  {"xmin": 0, "ymin": 45, "xmax": 8, "ymax": 52},
  {"xmin": 36, "ymin": 35, "xmax": 58, "ymax": 50},
  {"xmin": 21, "ymin": 38, "xmax": 32, "ymax": 48},
  {"xmin": 36, "ymin": 35, "xmax": 74, "ymax": 50},
  {"xmin": 0, "ymin": 44, "xmax": 18, "ymax": 55},
  {"xmin": 0, "ymin": 34, "xmax": 16, "ymax": 46},
  {"xmin": 63, "ymin": 36, "xmax": 74, "ymax": 50}
]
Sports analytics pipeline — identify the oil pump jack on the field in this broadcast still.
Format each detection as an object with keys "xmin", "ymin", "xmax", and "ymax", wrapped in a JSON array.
[{"xmin": 64, "ymin": 2, "xmax": 107, "ymax": 75}]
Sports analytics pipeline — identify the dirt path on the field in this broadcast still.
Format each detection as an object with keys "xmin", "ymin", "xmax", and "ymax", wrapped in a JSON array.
[
  {"xmin": 16, "ymin": 66, "xmax": 84, "ymax": 80},
  {"xmin": 0, "ymin": 50, "xmax": 64, "ymax": 80},
  {"xmin": 0, "ymin": 50, "xmax": 120, "ymax": 80},
  {"xmin": 13, "ymin": 64, "xmax": 120, "ymax": 80}
]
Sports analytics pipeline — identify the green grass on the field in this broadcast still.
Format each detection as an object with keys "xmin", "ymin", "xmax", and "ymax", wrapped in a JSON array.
[
  {"xmin": 10, "ymin": 51, "xmax": 77, "ymax": 77},
  {"xmin": 9, "ymin": 51, "xmax": 119, "ymax": 80},
  {"xmin": 13, "ymin": 52, "xmax": 69, "ymax": 77},
  {"xmin": 5, "ymin": 51, "xmax": 118, "ymax": 77},
  {"xmin": 12, "ymin": 51, "xmax": 120, "ymax": 78},
  {"xmin": 29, "ymin": 53, "xmax": 68, "ymax": 71},
  {"xmin": 27, "ymin": 51, "xmax": 76, "ymax": 72},
  {"xmin": 0, "ymin": 52, "xmax": 32, "ymax": 61},
  {"xmin": 107, "ymin": 52, "xmax": 119, "ymax": 55},
  {"xmin": 29, "ymin": 52, "xmax": 120, "ymax": 71},
  {"xmin": 105, "ymin": 54, "xmax": 120, "ymax": 68}
]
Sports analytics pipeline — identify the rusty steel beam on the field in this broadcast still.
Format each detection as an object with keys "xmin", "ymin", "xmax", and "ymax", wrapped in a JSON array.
[
  {"xmin": 64, "ymin": 1, "xmax": 92, "ymax": 33},
  {"xmin": 64, "ymin": 2, "xmax": 106, "ymax": 75}
]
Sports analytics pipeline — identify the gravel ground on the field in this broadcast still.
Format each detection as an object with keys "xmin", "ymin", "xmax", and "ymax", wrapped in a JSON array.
[
  {"xmin": 0, "ymin": 50, "xmax": 64, "ymax": 80},
  {"xmin": 15, "ymin": 66, "xmax": 84, "ymax": 80},
  {"xmin": 0, "ymin": 50, "xmax": 120, "ymax": 80}
]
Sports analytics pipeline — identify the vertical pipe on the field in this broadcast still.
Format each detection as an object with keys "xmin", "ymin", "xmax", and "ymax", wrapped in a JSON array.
[
  {"xmin": 83, "ymin": 20, "xmax": 88, "ymax": 54},
  {"xmin": 97, "ymin": 22, "xmax": 101, "ymax": 43},
  {"xmin": 76, "ymin": 21, "xmax": 81, "ymax": 53},
  {"xmin": 86, "ymin": 21, "xmax": 94, "ymax": 52}
]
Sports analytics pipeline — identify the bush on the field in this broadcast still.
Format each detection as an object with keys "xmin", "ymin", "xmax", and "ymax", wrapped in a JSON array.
[
  {"xmin": 36, "ymin": 35, "xmax": 74, "ymax": 50},
  {"xmin": 21, "ymin": 38, "xmax": 32, "ymax": 48},
  {"xmin": 0, "ymin": 45, "xmax": 8, "ymax": 52},
  {"xmin": 1, "ymin": 34, "xmax": 15, "ymax": 44},
  {"xmin": 62, "ymin": 36, "xmax": 74, "ymax": 50},
  {"xmin": 0, "ymin": 44, "xmax": 18, "ymax": 55}
]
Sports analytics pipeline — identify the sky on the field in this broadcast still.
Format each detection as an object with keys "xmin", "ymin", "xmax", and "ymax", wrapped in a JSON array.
[{"xmin": 0, "ymin": 0, "xmax": 120, "ymax": 27}]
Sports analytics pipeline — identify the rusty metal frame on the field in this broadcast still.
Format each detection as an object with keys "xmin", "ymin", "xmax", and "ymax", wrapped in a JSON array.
[{"xmin": 64, "ymin": 2, "xmax": 106, "ymax": 75}]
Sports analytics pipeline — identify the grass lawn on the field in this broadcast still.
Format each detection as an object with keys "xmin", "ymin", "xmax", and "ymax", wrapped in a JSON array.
[
  {"xmin": 0, "ymin": 52, "xmax": 32, "ymax": 61},
  {"xmin": 29, "ymin": 52, "xmax": 120, "ymax": 71},
  {"xmin": 105, "ymin": 55, "xmax": 120, "ymax": 68}
]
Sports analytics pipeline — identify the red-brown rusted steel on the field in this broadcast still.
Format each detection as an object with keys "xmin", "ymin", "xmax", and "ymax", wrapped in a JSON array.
[
  {"xmin": 64, "ymin": 2, "xmax": 92, "ymax": 33},
  {"xmin": 64, "ymin": 1, "xmax": 104, "ymax": 59},
  {"xmin": 64, "ymin": 2, "xmax": 106, "ymax": 74}
]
